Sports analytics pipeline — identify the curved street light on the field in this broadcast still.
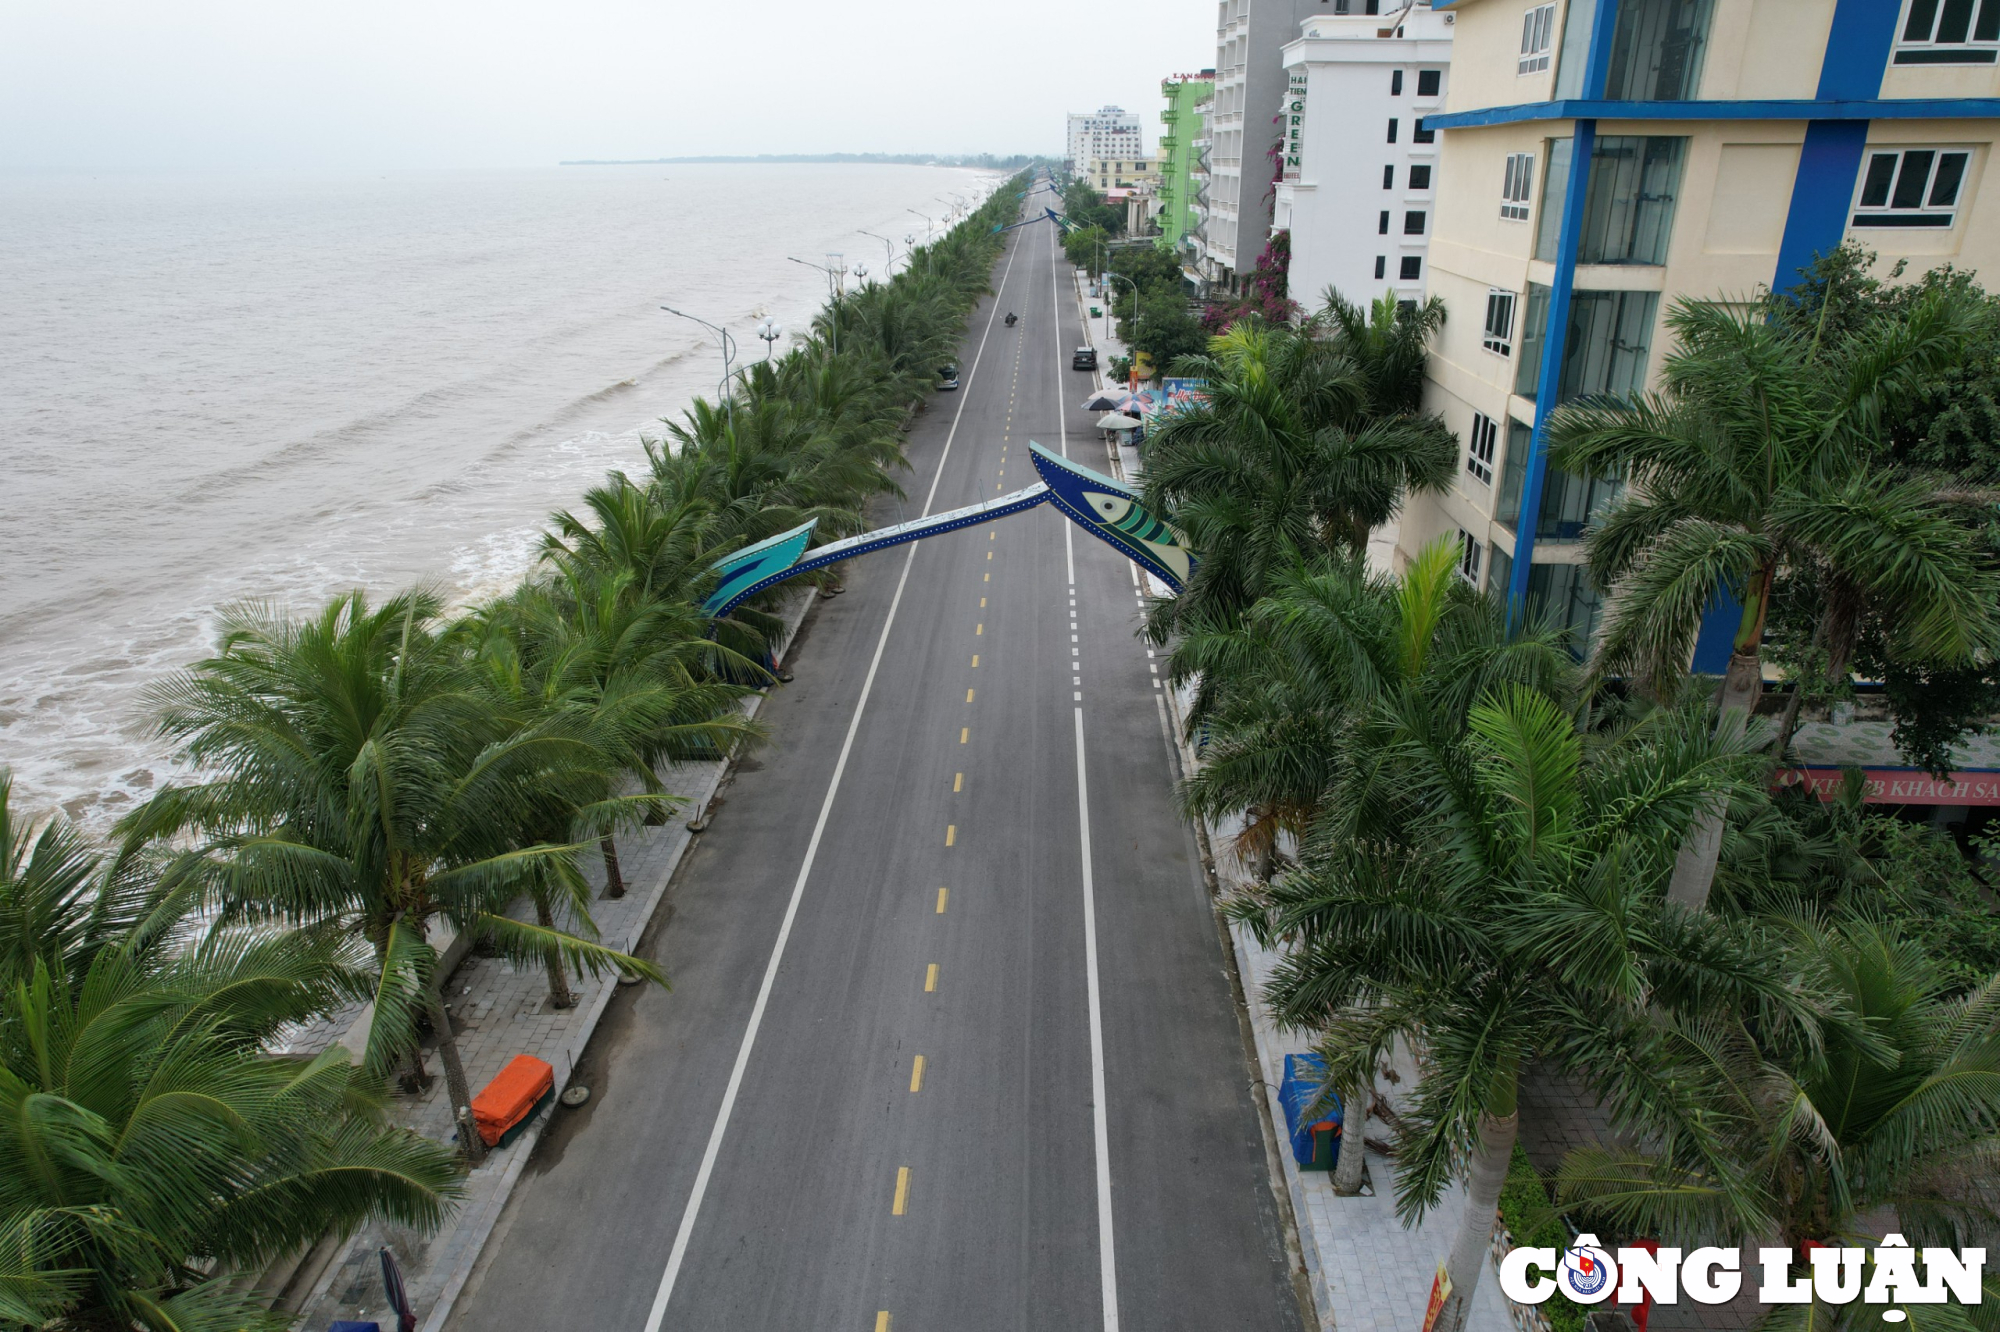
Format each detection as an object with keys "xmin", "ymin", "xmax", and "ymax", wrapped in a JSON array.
[
  {"xmin": 661, "ymin": 304, "xmax": 738, "ymax": 426},
  {"xmin": 754, "ymin": 318, "xmax": 783, "ymax": 360},
  {"xmin": 859, "ymin": 229, "xmax": 898, "ymax": 273}
]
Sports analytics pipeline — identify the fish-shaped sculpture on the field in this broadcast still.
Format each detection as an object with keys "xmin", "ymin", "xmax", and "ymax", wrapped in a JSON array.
[
  {"xmin": 1028, "ymin": 442, "xmax": 1195, "ymax": 591},
  {"xmin": 700, "ymin": 521, "xmax": 817, "ymax": 617},
  {"xmin": 693, "ymin": 442, "xmax": 1198, "ymax": 619}
]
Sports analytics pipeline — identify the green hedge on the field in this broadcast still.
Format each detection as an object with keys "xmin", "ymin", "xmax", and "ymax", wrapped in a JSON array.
[{"xmin": 1496, "ymin": 1145, "xmax": 1585, "ymax": 1332}]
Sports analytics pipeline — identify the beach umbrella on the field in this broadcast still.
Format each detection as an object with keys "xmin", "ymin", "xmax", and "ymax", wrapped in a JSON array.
[
  {"xmin": 1096, "ymin": 413, "xmax": 1143, "ymax": 431},
  {"xmin": 1081, "ymin": 391, "xmax": 1125, "ymax": 411},
  {"xmin": 380, "ymin": 1247, "xmax": 416, "ymax": 1332}
]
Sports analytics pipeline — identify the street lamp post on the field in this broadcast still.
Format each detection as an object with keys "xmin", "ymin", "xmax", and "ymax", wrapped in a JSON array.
[
  {"xmin": 859, "ymin": 229, "xmax": 897, "ymax": 274},
  {"xmin": 906, "ymin": 208, "xmax": 933, "ymax": 243},
  {"xmin": 852, "ymin": 262, "xmax": 869, "ymax": 287},
  {"xmin": 755, "ymin": 318, "xmax": 783, "ymax": 361},
  {"xmin": 661, "ymin": 304, "xmax": 738, "ymax": 427},
  {"xmin": 786, "ymin": 254, "xmax": 848, "ymax": 354}
]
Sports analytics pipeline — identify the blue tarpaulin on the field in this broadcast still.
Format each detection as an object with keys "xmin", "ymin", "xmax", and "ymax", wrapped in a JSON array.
[{"xmin": 1278, "ymin": 1053, "xmax": 1341, "ymax": 1171}]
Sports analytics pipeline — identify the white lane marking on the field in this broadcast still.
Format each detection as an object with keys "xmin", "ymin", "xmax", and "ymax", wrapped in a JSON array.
[
  {"xmin": 1050, "ymin": 214, "xmax": 1078, "ymax": 587},
  {"xmin": 640, "ymin": 219, "xmax": 1025, "ymax": 1332},
  {"xmin": 1074, "ymin": 706, "xmax": 1121, "ymax": 1332}
]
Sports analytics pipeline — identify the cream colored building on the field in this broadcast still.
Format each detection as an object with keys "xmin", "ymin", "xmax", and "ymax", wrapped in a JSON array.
[
  {"xmin": 1086, "ymin": 156, "xmax": 1161, "ymax": 192},
  {"xmin": 1407, "ymin": 0, "xmax": 2000, "ymax": 662}
]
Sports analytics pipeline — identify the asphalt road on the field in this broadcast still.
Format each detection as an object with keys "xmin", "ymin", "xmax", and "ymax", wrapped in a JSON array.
[{"xmin": 449, "ymin": 197, "xmax": 1305, "ymax": 1332}]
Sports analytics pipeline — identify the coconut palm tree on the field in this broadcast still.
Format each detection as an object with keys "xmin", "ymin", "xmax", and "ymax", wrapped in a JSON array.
[
  {"xmin": 1555, "ymin": 922, "xmax": 2000, "ymax": 1328},
  {"xmin": 1141, "ymin": 319, "xmax": 1457, "ymax": 640},
  {"xmin": 1546, "ymin": 290, "xmax": 2000, "ymax": 910},
  {"xmin": 120, "ymin": 590, "xmax": 661, "ymax": 1160},
  {"xmin": 1307, "ymin": 288, "xmax": 1448, "ymax": 418},
  {"xmin": 1172, "ymin": 537, "xmax": 1573, "ymax": 883},
  {"xmin": 1233, "ymin": 686, "xmax": 1796, "ymax": 1330},
  {"xmin": 0, "ymin": 773, "xmax": 462, "ymax": 1329}
]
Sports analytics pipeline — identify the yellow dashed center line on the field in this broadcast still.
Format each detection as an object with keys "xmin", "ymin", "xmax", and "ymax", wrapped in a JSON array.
[
  {"xmin": 953, "ymin": 772, "xmax": 963, "ymax": 791},
  {"xmin": 970, "ymin": 655, "xmax": 979, "ymax": 667},
  {"xmin": 876, "ymin": 1314, "xmax": 891, "ymax": 1332},
  {"xmin": 980, "ymin": 597, "xmax": 986, "ymax": 607},
  {"xmin": 936, "ymin": 887, "xmax": 949, "ymax": 913},
  {"xmin": 960, "ymin": 727, "xmax": 969, "ymax": 743},
  {"xmin": 924, "ymin": 963, "xmax": 939, "ymax": 992},
  {"xmin": 975, "ymin": 624, "xmax": 983, "ymax": 635},
  {"xmin": 909, "ymin": 1055, "xmax": 926, "ymax": 1092},
  {"xmin": 892, "ymin": 1167, "xmax": 911, "ymax": 1215},
  {"xmin": 965, "ymin": 688, "xmax": 974, "ymax": 702},
  {"xmin": 945, "ymin": 824, "xmax": 955, "ymax": 846}
]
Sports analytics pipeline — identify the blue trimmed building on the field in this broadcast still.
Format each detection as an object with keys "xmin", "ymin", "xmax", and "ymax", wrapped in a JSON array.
[{"xmin": 1400, "ymin": 0, "xmax": 2000, "ymax": 662}]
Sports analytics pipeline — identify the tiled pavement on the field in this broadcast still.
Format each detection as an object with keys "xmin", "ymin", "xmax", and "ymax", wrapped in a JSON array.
[{"xmin": 286, "ymin": 587, "xmax": 814, "ymax": 1332}]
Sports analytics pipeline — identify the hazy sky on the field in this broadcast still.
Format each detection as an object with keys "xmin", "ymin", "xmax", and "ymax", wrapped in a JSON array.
[{"xmin": 1, "ymin": 1, "xmax": 1220, "ymax": 172}]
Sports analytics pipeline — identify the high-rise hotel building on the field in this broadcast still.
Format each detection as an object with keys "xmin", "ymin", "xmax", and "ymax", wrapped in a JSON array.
[{"xmin": 1401, "ymin": 0, "xmax": 2000, "ymax": 661}]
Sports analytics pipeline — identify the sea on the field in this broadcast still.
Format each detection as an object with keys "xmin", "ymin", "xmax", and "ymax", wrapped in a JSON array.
[{"xmin": 0, "ymin": 163, "xmax": 1000, "ymax": 827}]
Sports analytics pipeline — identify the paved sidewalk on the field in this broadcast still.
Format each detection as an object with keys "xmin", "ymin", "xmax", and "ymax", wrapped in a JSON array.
[{"xmin": 285, "ymin": 587, "xmax": 815, "ymax": 1332}]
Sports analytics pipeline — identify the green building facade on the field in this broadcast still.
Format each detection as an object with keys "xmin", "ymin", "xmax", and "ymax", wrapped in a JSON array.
[{"xmin": 1154, "ymin": 72, "xmax": 1213, "ymax": 259}]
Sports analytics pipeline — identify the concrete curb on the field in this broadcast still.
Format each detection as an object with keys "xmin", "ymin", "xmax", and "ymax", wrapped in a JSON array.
[{"xmin": 406, "ymin": 584, "xmax": 817, "ymax": 1332}]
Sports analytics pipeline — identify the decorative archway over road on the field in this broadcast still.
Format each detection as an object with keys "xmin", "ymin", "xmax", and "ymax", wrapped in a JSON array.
[{"xmin": 700, "ymin": 443, "xmax": 1196, "ymax": 618}]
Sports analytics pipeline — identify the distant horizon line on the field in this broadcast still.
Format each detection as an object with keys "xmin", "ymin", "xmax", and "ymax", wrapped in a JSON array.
[{"xmin": 559, "ymin": 152, "xmax": 1043, "ymax": 167}]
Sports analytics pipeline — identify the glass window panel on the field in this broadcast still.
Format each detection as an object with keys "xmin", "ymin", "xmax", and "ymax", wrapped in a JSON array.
[
  {"xmin": 1603, "ymin": 0, "xmax": 1716, "ymax": 100},
  {"xmin": 1498, "ymin": 419, "xmax": 1532, "ymax": 529},
  {"xmin": 1907, "ymin": 0, "xmax": 1943, "ymax": 38},
  {"xmin": 1488, "ymin": 546, "xmax": 1514, "ymax": 604},
  {"xmin": 1553, "ymin": 0, "xmax": 1598, "ymax": 97},
  {"xmin": 1405, "ymin": 210, "xmax": 1427, "ymax": 234},
  {"xmin": 1576, "ymin": 136, "xmax": 1687, "ymax": 265},
  {"xmin": 1978, "ymin": 0, "xmax": 1999, "ymax": 41},
  {"xmin": 1400, "ymin": 255, "xmax": 1423, "ymax": 280},
  {"xmin": 1860, "ymin": 153, "xmax": 1898, "ymax": 207},
  {"xmin": 1892, "ymin": 150, "xmax": 1936, "ymax": 209},
  {"xmin": 1931, "ymin": 152, "xmax": 1969, "ymax": 205},
  {"xmin": 1535, "ymin": 467, "xmax": 1624, "ymax": 542},
  {"xmin": 1516, "ymin": 284, "xmax": 1552, "ymax": 398},
  {"xmin": 1411, "ymin": 164, "xmax": 1432, "ymax": 189},
  {"xmin": 1940, "ymin": 0, "xmax": 1977, "ymax": 42},
  {"xmin": 1558, "ymin": 290, "xmax": 1660, "ymax": 403},
  {"xmin": 1526, "ymin": 563, "xmax": 1604, "ymax": 659},
  {"xmin": 1418, "ymin": 69, "xmax": 1442, "ymax": 96},
  {"xmin": 1392, "ymin": 69, "xmax": 1404, "ymax": 95},
  {"xmin": 1534, "ymin": 137, "xmax": 1573, "ymax": 261}
]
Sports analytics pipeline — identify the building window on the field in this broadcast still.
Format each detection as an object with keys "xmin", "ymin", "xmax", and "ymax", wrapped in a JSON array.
[
  {"xmin": 1375, "ymin": 255, "xmax": 1387, "ymax": 279},
  {"xmin": 1526, "ymin": 563, "xmax": 1605, "ymax": 659},
  {"xmin": 1488, "ymin": 545, "xmax": 1514, "ymax": 602},
  {"xmin": 1602, "ymin": 0, "xmax": 1716, "ymax": 101},
  {"xmin": 1516, "ymin": 284, "xmax": 1551, "ymax": 398},
  {"xmin": 1854, "ymin": 148, "xmax": 1972, "ymax": 227},
  {"xmin": 1467, "ymin": 412, "xmax": 1499, "ymax": 485},
  {"xmin": 1501, "ymin": 152, "xmax": 1535, "ymax": 221},
  {"xmin": 1380, "ymin": 210, "xmax": 1391, "ymax": 234},
  {"xmin": 1534, "ymin": 137, "xmax": 1574, "ymax": 262},
  {"xmin": 1498, "ymin": 418, "xmax": 1533, "ymax": 527},
  {"xmin": 1400, "ymin": 255, "xmax": 1423, "ymax": 280},
  {"xmin": 1413, "ymin": 118, "xmax": 1435, "ymax": 145},
  {"xmin": 1391, "ymin": 69, "xmax": 1405, "ymax": 95},
  {"xmin": 1458, "ymin": 530, "xmax": 1484, "ymax": 584},
  {"xmin": 1576, "ymin": 136, "xmax": 1688, "ymax": 264},
  {"xmin": 1897, "ymin": 0, "xmax": 2000, "ymax": 62},
  {"xmin": 1536, "ymin": 467, "xmax": 1624, "ymax": 543},
  {"xmin": 1418, "ymin": 69, "xmax": 1443, "ymax": 96},
  {"xmin": 1383, "ymin": 165, "xmax": 1396, "ymax": 189},
  {"xmin": 1483, "ymin": 289, "xmax": 1517, "ymax": 356},
  {"xmin": 1411, "ymin": 164, "xmax": 1433, "ymax": 189},
  {"xmin": 1404, "ymin": 210, "xmax": 1426, "ymax": 234},
  {"xmin": 1558, "ymin": 289, "xmax": 1661, "ymax": 403},
  {"xmin": 1520, "ymin": 2, "xmax": 1557, "ymax": 73},
  {"xmin": 1387, "ymin": 118, "xmax": 1399, "ymax": 144}
]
